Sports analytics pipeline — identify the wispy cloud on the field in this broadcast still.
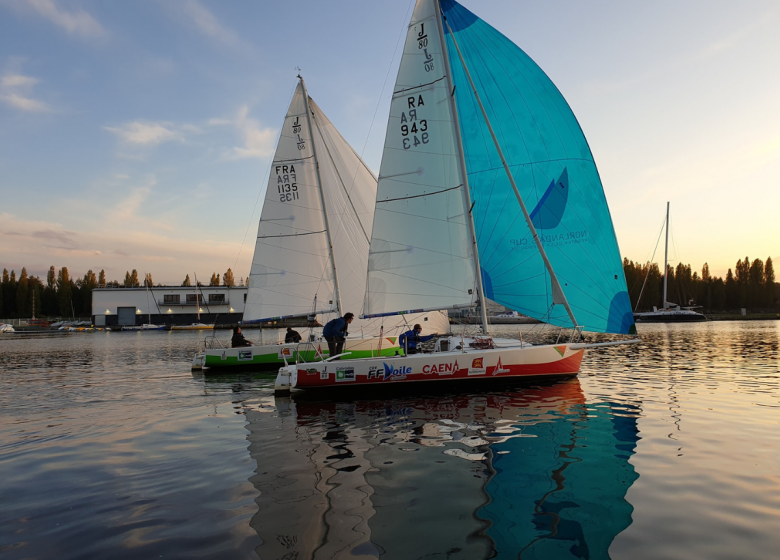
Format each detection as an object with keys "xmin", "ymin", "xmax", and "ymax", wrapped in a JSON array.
[
  {"xmin": 104, "ymin": 120, "xmax": 203, "ymax": 147},
  {"xmin": 3, "ymin": 0, "xmax": 106, "ymax": 38},
  {"xmin": 0, "ymin": 71, "xmax": 51, "ymax": 112},
  {"xmin": 178, "ymin": 0, "xmax": 251, "ymax": 53},
  {"xmin": 211, "ymin": 105, "xmax": 277, "ymax": 160},
  {"xmin": 104, "ymin": 121, "xmax": 180, "ymax": 145}
]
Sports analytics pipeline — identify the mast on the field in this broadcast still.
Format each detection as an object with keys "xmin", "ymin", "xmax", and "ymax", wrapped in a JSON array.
[
  {"xmin": 441, "ymin": 14, "xmax": 579, "ymax": 329},
  {"xmin": 299, "ymin": 74, "xmax": 343, "ymax": 317},
  {"xmin": 434, "ymin": 1, "xmax": 489, "ymax": 335},
  {"xmin": 193, "ymin": 272, "xmax": 200, "ymax": 322},
  {"xmin": 663, "ymin": 201, "xmax": 670, "ymax": 308}
]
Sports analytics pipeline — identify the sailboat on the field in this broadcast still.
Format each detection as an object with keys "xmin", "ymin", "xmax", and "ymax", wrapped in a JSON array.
[
  {"xmin": 274, "ymin": 0, "xmax": 638, "ymax": 392},
  {"xmin": 122, "ymin": 275, "xmax": 166, "ymax": 331},
  {"xmin": 172, "ymin": 273, "xmax": 215, "ymax": 330},
  {"xmin": 635, "ymin": 202, "xmax": 706, "ymax": 323},
  {"xmin": 195, "ymin": 76, "xmax": 449, "ymax": 370}
]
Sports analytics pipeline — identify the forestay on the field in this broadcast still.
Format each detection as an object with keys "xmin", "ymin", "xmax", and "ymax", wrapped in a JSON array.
[
  {"xmin": 364, "ymin": 0, "xmax": 477, "ymax": 318},
  {"xmin": 441, "ymin": 0, "xmax": 635, "ymax": 334}
]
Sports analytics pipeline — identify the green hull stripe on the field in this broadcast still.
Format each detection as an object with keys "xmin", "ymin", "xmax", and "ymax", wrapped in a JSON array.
[{"xmin": 203, "ymin": 347, "xmax": 402, "ymax": 368}]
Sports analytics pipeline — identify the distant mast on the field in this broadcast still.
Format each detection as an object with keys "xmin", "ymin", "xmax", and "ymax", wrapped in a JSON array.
[{"xmin": 663, "ymin": 202, "xmax": 670, "ymax": 309}]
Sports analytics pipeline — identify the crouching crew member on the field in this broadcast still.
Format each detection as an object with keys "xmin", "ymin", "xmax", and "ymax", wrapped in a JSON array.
[
  {"xmin": 399, "ymin": 323, "xmax": 438, "ymax": 355},
  {"xmin": 285, "ymin": 327, "xmax": 302, "ymax": 343},
  {"xmin": 322, "ymin": 312, "xmax": 354, "ymax": 359}
]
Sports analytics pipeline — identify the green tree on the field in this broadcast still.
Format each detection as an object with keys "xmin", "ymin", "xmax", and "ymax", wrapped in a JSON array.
[
  {"xmin": 130, "ymin": 269, "xmax": 140, "ymax": 287},
  {"xmin": 57, "ymin": 267, "xmax": 73, "ymax": 317},
  {"xmin": 223, "ymin": 268, "xmax": 235, "ymax": 287},
  {"xmin": 98, "ymin": 269, "xmax": 106, "ymax": 286},
  {"xmin": 16, "ymin": 268, "xmax": 30, "ymax": 317},
  {"xmin": 144, "ymin": 273, "xmax": 153, "ymax": 287},
  {"xmin": 725, "ymin": 269, "xmax": 738, "ymax": 310},
  {"xmin": 748, "ymin": 258, "xmax": 764, "ymax": 309},
  {"xmin": 3, "ymin": 270, "xmax": 17, "ymax": 317},
  {"xmin": 182, "ymin": 274, "xmax": 191, "ymax": 287},
  {"xmin": 42, "ymin": 266, "xmax": 59, "ymax": 316},
  {"xmin": 765, "ymin": 257, "xmax": 776, "ymax": 308},
  {"xmin": 29, "ymin": 277, "xmax": 42, "ymax": 318},
  {"xmin": 209, "ymin": 273, "xmax": 220, "ymax": 286}
]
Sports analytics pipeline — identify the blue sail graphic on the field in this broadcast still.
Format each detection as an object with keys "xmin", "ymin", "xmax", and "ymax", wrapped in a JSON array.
[{"xmin": 441, "ymin": 0, "xmax": 635, "ymax": 334}]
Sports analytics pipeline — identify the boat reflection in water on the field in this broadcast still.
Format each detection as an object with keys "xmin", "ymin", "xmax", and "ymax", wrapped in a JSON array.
[{"xmin": 243, "ymin": 380, "xmax": 640, "ymax": 559}]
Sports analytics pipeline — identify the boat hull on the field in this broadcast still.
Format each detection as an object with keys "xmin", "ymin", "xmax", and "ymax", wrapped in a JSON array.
[
  {"xmin": 279, "ymin": 343, "xmax": 584, "ymax": 390},
  {"xmin": 635, "ymin": 313, "xmax": 706, "ymax": 323},
  {"xmin": 201, "ymin": 337, "xmax": 402, "ymax": 371}
]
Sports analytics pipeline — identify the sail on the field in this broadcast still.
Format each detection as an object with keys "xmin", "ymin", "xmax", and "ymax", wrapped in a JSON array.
[
  {"xmin": 440, "ymin": 0, "xmax": 636, "ymax": 334},
  {"xmin": 244, "ymin": 83, "xmax": 337, "ymax": 322},
  {"xmin": 363, "ymin": 0, "xmax": 477, "ymax": 318}
]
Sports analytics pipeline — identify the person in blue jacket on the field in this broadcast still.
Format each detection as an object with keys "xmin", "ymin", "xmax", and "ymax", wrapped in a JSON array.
[
  {"xmin": 322, "ymin": 312, "xmax": 354, "ymax": 359},
  {"xmin": 399, "ymin": 323, "xmax": 438, "ymax": 355}
]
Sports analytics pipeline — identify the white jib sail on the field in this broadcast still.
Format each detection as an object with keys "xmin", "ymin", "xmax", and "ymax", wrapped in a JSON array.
[
  {"xmin": 244, "ymin": 82, "xmax": 337, "ymax": 322},
  {"xmin": 364, "ymin": 0, "xmax": 477, "ymax": 318}
]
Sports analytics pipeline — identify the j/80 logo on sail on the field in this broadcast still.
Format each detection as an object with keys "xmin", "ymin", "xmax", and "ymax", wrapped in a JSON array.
[{"xmin": 383, "ymin": 363, "xmax": 411, "ymax": 381}]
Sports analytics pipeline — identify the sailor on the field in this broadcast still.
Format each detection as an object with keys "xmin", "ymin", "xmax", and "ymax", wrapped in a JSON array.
[
  {"xmin": 322, "ymin": 312, "xmax": 354, "ymax": 359},
  {"xmin": 285, "ymin": 327, "xmax": 302, "ymax": 343},
  {"xmin": 231, "ymin": 326, "xmax": 252, "ymax": 348},
  {"xmin": 399, "ymin": 324, "xmax": 438, "ymax": 355}
]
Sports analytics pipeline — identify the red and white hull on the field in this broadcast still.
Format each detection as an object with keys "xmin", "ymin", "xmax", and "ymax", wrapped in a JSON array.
[{"xmin": 275, "ymin": 342, "xmax": 584, "ymax": 391}]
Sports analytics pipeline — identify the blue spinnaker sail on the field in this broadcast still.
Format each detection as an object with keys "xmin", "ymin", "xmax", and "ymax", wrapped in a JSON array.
[{"xmin": 441, "ymin": 0, "xmax": 635, "ymax": 334}]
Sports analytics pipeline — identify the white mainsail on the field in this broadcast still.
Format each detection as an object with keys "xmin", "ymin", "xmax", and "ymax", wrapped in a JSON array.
[
  {"xmin": 244, "ymin": 82, "xmax": 337, "ymax": 322},
  {"xmin": 363, "ymin": 0, "xmax": 477, "ymax": 319}
]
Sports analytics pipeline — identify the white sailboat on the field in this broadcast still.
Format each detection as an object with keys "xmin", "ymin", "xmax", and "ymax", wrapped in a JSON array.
[
  {"xmin": 635, "ymin": 202, "xmax": 706, "ymax": 322},
  {"xmin": 173, "ymin": 273, "xmax": 214, "ymax": 330},
  {"xmin": 122, "ymin": 275, "xmax": 166, "ymax": 331},
  {"xmin": 195, "ymin": 76, "xmax": 448, "ymax": 370},
  {"xmin": 275, "ymin": 0, "xmax": 639, "ymax": 392}
]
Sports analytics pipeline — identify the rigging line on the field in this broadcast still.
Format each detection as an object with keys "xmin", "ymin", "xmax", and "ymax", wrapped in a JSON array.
[
  {"xmin": 377, "ymin": 184, "xmax": 462, "ymax": 203},
  {"xmin": 635, "ymin": 214, "xmax": 667, "ymax": 311},
  {"xmin": 257, "ymin": 230, "xmax": 326, "ymax": 239},
  {"xmin": 233, "ymin": 81, "xmax": 298, "ymax": 272}
]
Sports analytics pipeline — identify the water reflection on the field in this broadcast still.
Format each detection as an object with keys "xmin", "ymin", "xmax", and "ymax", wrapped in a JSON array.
[{"xmin": 243, "ymin": 380, "xmax": 640, "ymax": 559}]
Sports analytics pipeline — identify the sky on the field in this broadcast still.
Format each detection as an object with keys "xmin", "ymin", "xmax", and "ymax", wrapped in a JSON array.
[{"xmin": 1, "ymin": 0, "xmax": 778, "ymax": 285}]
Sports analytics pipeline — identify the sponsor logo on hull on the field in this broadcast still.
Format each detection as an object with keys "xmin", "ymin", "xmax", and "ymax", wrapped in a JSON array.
[
  {"xmin": 468, "ymin": 357, "xmax": 486, "ymax": 376},
  {"xmin": 422, "ymin": 360, "xmax": 459, "ymax": 375},
  {"xmin": 238, "ymin": 350, "xmax": 253, "ymax": 361},
  {"xmin": 383, "ymin": 362, "xmax": 411, "ymax": 381},
  {"xmin": 336, "ymin": 367, "xmax": 355, "ymax": 382}
]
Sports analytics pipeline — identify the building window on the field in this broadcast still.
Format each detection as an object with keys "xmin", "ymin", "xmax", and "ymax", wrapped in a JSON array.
[
  {"xmin": 164, "ymin": 294, "xmax": 180, "ymax": 304},
  {"xmin": 209, "ymin": 294, "xmax": 225, "ymax": 303},
  {"xmin": 244, "ymin": 293, "xmax": 247, "ymax": 302},
  {"xmin": 186, "ymin": 294, "xmax": 204, "ymax": 304}
]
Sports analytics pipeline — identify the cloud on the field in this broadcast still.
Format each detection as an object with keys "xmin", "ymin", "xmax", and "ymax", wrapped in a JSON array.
[
  {"xmin": 0, "ymin": 71, "xmax": 51, "ymax": 112},
  {"xmin": 104, "ymin": 121, "xmax": 180, "ymax": 145},
  {"xmin": 211, "ymin": 105, "xmax": 277, "ymax": 160},
  {"xmin": 178, "ymin": 0, "xmax": 250, "ymax": 52},
  {"xmin": 6, "ymin": 0, "xmax": 106, "ymax": 38}
]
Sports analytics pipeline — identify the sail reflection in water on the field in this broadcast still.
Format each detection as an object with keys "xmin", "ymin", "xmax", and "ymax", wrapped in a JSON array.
[{"xmin": 243, "ymin": 380, "xmax": 639, "ymax": 559}]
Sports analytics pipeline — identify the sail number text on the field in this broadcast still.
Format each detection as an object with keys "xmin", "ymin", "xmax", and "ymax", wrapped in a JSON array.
[
  {"xmin": 401, "ymin": 95, "xmax": 429, "ymax": 150},
  {"xmin": 276, "ymin": 164, "xmax": 299, "ymax": 202}
]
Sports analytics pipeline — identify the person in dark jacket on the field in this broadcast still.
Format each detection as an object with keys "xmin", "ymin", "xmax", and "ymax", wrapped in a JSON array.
[
  {"xmin": 399, "ymin": 324, "xmax": 437, "ymax": 355},
  {"xmin": 231, "ymin": 326, "xmax": 252, "ymax": 348},
  {"xmin": 285, "ymin": 327, "xmax": 302, "ymax": 343},
  {"xmin": 322, "ymin": 312, "xmax": 354, "ymax": 359}
]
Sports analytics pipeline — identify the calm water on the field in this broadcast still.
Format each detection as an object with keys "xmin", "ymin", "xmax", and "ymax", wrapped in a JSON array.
[{"xmin": 1, "ymin": 322, "xmax": 779, "ymax": 560}]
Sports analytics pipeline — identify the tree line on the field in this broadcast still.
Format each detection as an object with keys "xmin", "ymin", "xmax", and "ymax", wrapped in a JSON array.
[
  {"xmin": 1, "ymin": 267, "xmax": 243, "ymax": 319},
  {"xmin": 624, "ymin": 256, "xmax": 777, "ymax": 312}
]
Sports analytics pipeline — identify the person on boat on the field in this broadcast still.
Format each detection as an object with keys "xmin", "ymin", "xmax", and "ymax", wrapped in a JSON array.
[
  {"xmin": 322, "ymin": 312, "xmax": 354, "ymax": 359},
  {"xmin": 285, "ymin": 327, "xmax": 302, "ymax": 343},
  {"xmin": 231, "ymin": 326, "xmax": 252, "ymax": 348},
  {"xmin": 399, "ymin": 324, "xmax": 438, "ymax": 355}
]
